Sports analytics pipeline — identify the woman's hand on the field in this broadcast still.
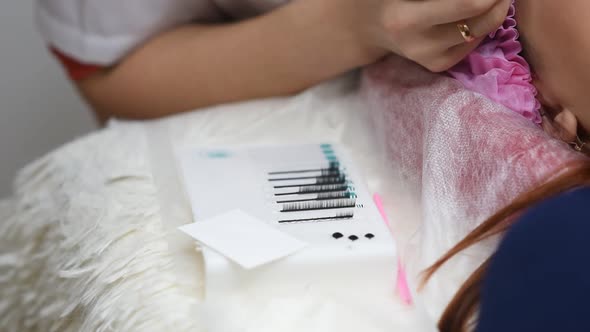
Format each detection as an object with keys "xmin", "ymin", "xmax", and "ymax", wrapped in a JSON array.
[
  {"xmin": 333, "ymin": 0, "xmax": 513, "ymax": 72},
  {"xmin": 76, "ymin": 0, "xmax": 512, "ymax": 120}
]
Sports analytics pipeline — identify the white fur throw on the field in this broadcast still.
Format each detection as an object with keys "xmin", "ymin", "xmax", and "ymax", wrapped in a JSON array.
[{"xmin": 0, "ymin": 75, "xmax": 432, "ymax": 332}]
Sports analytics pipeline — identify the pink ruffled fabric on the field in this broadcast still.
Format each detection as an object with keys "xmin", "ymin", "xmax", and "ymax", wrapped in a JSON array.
[{"xmin": 448, "ymin": 1, "xmax": 542, "ymax": 124}]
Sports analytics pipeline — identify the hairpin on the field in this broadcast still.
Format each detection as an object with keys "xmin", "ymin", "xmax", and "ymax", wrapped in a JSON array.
[{"xmin": 569, "ymin": 136, "xmax": 587, "ymax": 152}]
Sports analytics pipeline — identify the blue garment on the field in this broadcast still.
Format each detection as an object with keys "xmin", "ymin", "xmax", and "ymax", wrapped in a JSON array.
[{"xmin": 476, "ymin": 187, "xmax": 590, "ymax": 332}]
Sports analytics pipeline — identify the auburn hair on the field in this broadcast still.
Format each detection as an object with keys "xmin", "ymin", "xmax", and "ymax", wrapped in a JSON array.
[{"xmin": 421, "ymin": 159, "xmax": 590, "ymax": 332}]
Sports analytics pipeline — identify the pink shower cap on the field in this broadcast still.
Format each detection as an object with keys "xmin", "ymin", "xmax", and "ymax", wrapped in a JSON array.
[{"xmin": 448, "ymin": 1, "xmax": 542, "ymax": 124}]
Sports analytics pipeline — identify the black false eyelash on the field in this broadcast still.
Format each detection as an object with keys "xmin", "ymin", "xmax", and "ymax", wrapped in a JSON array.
[
  {"xmin": 298, "ymin": 184, "xmax": 348, "ymax": 193},
  {"xmin": 267, "ymin": 162, "xmax": 340, "ymax": 176},
  {"xmin": 268, "ymin": 173, "xmax": 344, "ymax": 183},
  {"xmin": 276, "ymin": 191, "xmax": 354, "ymax": 203},
  {"xmin": 319, "ymin": 169, "xmax": 342, "ymax": 177},
  {"xmin": 278, "ymin": 211, "xmax": 355, "ymax": 224},
  {"xmin": 275, "ymin": 184, "xmax": 349, "ymax": 196},
  {"xmin": 273, "ymin": 176, "xmax": 347, "ymax": 189},
  {"xmin": 316, "ymin": 191, "xmax": 356, "ymax": 199},
  {"xmin": 281, "ymin": 198, "xmax": 357, "ymax": 212},
  {"xmin": 316, "ymin": 175, "xmax": 346, "ymax": 184}
]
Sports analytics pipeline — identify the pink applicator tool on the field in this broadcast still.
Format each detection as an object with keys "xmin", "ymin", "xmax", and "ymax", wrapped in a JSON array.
[{"xmin": 373, "ymin": 193, "xmax": 413, "ymax": 305}]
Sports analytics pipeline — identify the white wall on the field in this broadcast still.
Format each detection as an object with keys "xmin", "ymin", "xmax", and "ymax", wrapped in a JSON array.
[{"xmin": 0, "ymin": 1, "xmax": 96, "ymax": 197}]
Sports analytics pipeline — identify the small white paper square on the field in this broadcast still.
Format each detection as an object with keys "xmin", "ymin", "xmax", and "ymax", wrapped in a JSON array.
[{"xmin": 178, "ymin": 210, "xmax": 307, "ymax": 269}]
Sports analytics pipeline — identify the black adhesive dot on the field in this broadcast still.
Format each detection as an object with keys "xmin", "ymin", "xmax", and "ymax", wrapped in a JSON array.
[
  {"xmin": 365, "ymin": 233, "xmax": 375, "ymax": 239},
  {"xmin": 332, "ymin": 232, "xmax": 344, "ymax": 239},
  {"xmin": 348, "ymin": 235, "xmax": 359, "ymax": 241}
]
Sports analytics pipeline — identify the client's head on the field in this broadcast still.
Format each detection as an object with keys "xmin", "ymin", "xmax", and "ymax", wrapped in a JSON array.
[
  {"xmin": 516, "ymin": 0, "xmax": 590, "ymax": 143},
  {"xmin": 425, "ymin": 3, "xmax": 590, "ymax": 331}
]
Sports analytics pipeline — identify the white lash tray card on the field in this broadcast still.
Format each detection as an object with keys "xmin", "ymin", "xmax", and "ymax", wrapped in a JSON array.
[{"xmin": 177, "ymin": 143, "xmax": 397, "ymax": 298}]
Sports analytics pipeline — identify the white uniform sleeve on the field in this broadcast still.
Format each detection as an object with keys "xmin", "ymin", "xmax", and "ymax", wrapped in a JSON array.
[{"xmin": 35, "ymin": 0, "xmax": 224, "ymax": 65}]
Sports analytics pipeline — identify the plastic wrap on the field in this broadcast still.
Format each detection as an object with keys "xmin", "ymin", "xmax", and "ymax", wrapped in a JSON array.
[{"xmin": 360, "ymin": 55, "xmax": 587, "ymax": 318}]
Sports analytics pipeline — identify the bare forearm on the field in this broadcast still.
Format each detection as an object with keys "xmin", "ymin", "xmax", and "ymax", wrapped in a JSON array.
[{"xmin": 80, "ymin": 1, "xmax": 383, "ymax": 120}]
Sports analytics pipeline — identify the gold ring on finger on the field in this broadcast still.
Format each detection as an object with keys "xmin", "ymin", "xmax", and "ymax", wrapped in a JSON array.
[{"xmin": 457, "ymin": 21, "xmax": 476, "ymax": 43}]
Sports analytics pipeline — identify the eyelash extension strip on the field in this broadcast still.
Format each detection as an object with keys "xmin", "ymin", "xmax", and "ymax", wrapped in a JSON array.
[
  {"xmin": 276, "ymin": 191, "xmax": 355, "ymax": 204},
  {"xmin": 274, "ymin": 184, "xmax": 349, "ymax": 196},
  {"xmin": 268, "ymin": 173, "xmax": 344, "ymax": 182},
  {"xmin": 278, "ymin": 211, "xmax": 355, "ymax": 224},
  {"xmin": 268, "ymin": 162, "xmax": 340, "ymax": 176},
  {"xmin": 280, "ymin": 198, "xmax": 357, "ymax": 212},
  {"xmin": 273, "ymin": 176, "xmax": 347, "ymax": 189}
]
